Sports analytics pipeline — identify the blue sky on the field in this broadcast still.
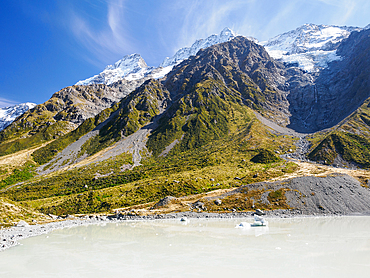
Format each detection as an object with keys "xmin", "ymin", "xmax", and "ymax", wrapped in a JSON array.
[{"xmin": 1, "ymin": 0, "xmax": 369, "ymax": 107}]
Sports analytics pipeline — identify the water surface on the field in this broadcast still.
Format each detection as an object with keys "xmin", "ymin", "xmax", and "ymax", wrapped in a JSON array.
[{"xmin": 1, "ymin": 216, "xmax": 370, "ymax": 277}]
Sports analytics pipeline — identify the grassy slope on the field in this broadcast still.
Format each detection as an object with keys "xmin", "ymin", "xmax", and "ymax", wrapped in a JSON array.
[
  {"xmin": 1, "ymin": 98, "xmax": 296, "ymax": 215},
  {"xmin": 308, "ymin": 97, "xmax": 370, "ymax": 168}
]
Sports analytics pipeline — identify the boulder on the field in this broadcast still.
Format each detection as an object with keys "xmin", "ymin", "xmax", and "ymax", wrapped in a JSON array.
[
  {"xmin": 154, "ymin": 196, "xmax": 177, "ymax": 208},
  {"xmin": 16, "ymin": 220, "xmax": 29, "ymax": 227}
]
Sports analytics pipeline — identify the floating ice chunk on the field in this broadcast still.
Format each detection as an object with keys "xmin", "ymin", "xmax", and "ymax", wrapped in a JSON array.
[{"xmin": 236, "ymin": 222, "xmax": 251, "ymax": 229}]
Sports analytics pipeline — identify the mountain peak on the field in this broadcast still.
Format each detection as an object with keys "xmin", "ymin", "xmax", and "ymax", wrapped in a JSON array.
[
  {"xmin": 220, "ymin": 27, "xmax": 236, "ymax": 37},
  {"xmin": 104, "ymin": 53, "xmax": 147, "ymax": 71},
  {"xmin": 159, "ymin": 27, "xmax": 237, "ymax": 68},
  {"xmin": 76, "ymin": 53, "xmax": 150, "ymax": 85}
]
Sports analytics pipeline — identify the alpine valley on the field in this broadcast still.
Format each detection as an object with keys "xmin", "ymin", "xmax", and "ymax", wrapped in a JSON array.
[{"xmin": 1, "ymin": 24, "xmax": 370, "ymax": 227}]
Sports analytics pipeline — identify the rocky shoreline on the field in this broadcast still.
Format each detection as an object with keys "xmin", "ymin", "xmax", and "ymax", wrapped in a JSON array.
[{"xmin": 2, "ymin": 208, "xmax": 369, "ymax": 252}]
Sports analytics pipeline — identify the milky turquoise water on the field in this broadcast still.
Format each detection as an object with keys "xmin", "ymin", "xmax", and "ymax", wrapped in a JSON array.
[{"xmin": 1, "ymin": 216, "xmax": 370, "ymax": 278}]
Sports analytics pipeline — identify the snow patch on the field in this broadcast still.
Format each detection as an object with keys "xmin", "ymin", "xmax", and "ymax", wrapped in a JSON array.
[{"xmin": 0, "ymin": 102, "xmax": 36, "ymax": 131}]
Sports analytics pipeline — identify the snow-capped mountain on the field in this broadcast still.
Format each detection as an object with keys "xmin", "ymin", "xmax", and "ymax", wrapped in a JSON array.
[
  {"xmin": 262, "ymin": 24, "xmax": 362, "ymax": 72},
  {"xmin": 0, "ymin": 102, "xmax": 36, "ymax": 131},
  {"xmin": 76, "ymin": 28, "xmax": 237, "ymax": 86},
  {"xmin": 76, "ymin": 54, "xmax": 152, "ymax": 86},
  {"xmin": 75, "ymin": 24, "xmax": 367, "ymax": 85},
  {"xmin": 160, "ymin": 27, "xmax": 236, "ymax": 67}
]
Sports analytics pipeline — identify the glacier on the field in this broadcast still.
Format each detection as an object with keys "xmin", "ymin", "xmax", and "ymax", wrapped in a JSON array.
[{"xmin": 262, "ymin": 24, "xmax": 362, "ymax": 72}]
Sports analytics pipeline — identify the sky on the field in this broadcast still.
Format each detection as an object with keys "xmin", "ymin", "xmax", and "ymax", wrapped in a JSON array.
[{"xmin": 1, "ymin": 0, "xmax": 370, "ymax": 107}]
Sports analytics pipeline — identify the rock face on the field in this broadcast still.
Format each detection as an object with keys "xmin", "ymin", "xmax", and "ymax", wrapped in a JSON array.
[
  {"xmin": 33, "ymin": 30, "xmax": 370, "ymax": 169},
  {"xmin": 287, "ymin": 28, "xmax": 370, "ymax": 132},
  {"xmin": 71, "ymin": 24, "xmax": 370, "ymax": 135}
]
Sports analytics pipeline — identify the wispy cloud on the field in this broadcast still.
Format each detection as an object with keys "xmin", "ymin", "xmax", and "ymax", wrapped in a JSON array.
[
  {"xmin": 315, "ymin": 0, "xmax": 369, "ymax": 25},
  {"xmin": 162, "ymin": 0, "xmax": 253, "ymax": 53},
  {"xmin": 64, "ymin": 0, "xmax": 133, "ymax": 66},
  {"xmin": 0, "ymin": 97, "xmax": 19, "ymax": 108}
]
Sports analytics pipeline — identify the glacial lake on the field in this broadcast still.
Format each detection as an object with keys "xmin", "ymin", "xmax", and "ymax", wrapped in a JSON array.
[{"xmin": 1, "ymin": 216, "xmax": 370, "ymax": 277}]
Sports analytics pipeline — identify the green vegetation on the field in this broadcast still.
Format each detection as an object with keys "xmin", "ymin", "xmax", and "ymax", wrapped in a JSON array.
[
  {"xmin": 308, "ymin": 131, "xmax": 370, "ymax": 167},
  {"xmin": 0, "ymin": 121, "xmax": 73, "ymax": 157},
  {"xmin": 148, "ymin": 78, "xmax": 256, "ymax": 156},
  {"xmin": 198, "ymin": 187, "xmax": 291, "ymax": 213},
  {"xmin": 3, "ymin": 153, "xmax": 133, "ymax": 201},
  {"xmin": 0, "ymin": 163, "xmax": 36, "ymax": 190},
  {"xmin": 251, "ymin": 149, "xmax": 280, "ymax": 164},
  {"xmin": 1, "ymin": 105, "xmax": 296, "ymax": 215}
]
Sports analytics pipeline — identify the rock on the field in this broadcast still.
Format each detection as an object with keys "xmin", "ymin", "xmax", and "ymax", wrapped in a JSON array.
[
  {"xmin": 210, "ymin": 178, "xmax": 215, "ymax": 181},
  {"xmin": 234, "ymin": 177, "xmax": 241, "ymax": 180},
  {"xmin": 214, "ymin": 199, "xmax": 222, "ymax": 205},
  {"xmin": 193, "ymin": 201, "xmax": 205, "ymax": 210},
  {"xmin": 254, "ymin": 209, "xmax": 266, "ymax": 216},
  {"xmin": 154, "ymin": 196, "xmax": 177, "ymax": 208},
  {"xmin": 16, "ymin": 220, "xmax": 29, "ymax": 227},
  {"xmin": 253, "ymin": 173, "xmax": 258, "ymax": 178}
]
